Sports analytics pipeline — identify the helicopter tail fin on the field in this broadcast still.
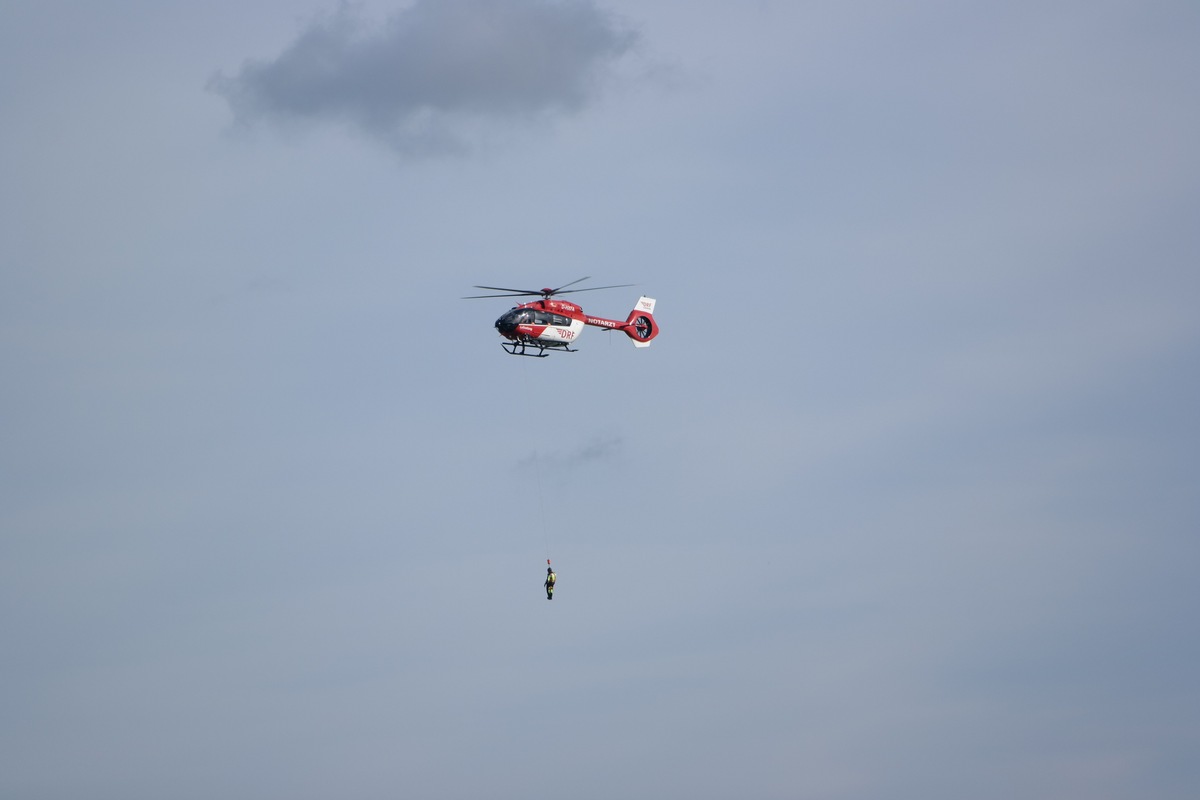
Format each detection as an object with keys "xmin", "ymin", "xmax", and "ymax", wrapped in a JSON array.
[{"xmin": 623, "ymin": 296, "xmax": 659, "ymax": 348}]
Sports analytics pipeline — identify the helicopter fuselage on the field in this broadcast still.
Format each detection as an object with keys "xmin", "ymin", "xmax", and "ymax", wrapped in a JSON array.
[{"xmin": 494, "ymin": 299, "xmax": 586, "ymax": 345}]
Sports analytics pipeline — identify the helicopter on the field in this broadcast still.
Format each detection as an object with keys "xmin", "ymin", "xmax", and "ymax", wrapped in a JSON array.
[{"xmin": 464, "ymin": 277, "xmax": 659, "ymax": 357}]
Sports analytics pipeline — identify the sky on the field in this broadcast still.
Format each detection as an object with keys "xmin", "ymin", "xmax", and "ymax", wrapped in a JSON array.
[{"xmin": 2, "ymin": 1, "xmax": 1199, "ymax": 798}]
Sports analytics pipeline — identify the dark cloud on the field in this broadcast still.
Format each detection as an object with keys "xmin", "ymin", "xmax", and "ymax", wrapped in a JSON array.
[{"xmin": 209, "ymin": 0, "xmax": 637, "ymax": 154}]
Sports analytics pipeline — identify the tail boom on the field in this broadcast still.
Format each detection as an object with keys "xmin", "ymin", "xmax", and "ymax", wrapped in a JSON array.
[{"xmin": 583, "ymin": 296, "xmax": 659, "ymax": 347}]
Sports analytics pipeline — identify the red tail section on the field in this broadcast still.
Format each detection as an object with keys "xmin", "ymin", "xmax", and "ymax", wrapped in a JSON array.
[{"xmin": 624, "ymin": 296, "xmax": 658, "ymax": 347}]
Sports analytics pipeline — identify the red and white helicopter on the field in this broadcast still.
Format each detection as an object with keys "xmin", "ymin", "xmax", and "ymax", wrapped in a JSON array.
[{"xmin": 464, "ymin": 277, "xmax": 659, "ymax": 357}]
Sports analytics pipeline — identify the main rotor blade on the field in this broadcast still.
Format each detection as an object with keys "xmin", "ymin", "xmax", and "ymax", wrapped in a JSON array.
[
  {"xmin": 550, "ymin": 276, "xmax": 592, "ymax": 293},
  {"xmin": 554, "ymin": 283, "xmax": 636, "ymax": 295},
  {"xmin": 471, "ymin": 284, "xmax": 543, "ymax": 295},
  {"xmin": 462, "ymin": 279, "xmax": 636, "ymax": 300}
]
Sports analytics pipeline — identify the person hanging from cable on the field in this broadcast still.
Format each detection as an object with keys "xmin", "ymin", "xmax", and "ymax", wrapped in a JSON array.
[{"xmin": 544, "ymin": 564, "xmax": 556, "ymax": 600}]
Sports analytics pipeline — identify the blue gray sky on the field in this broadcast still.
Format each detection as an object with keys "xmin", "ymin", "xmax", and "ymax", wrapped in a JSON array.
[{"xmin": 3, "ymin": 1, "xmax": 1198, "ymax": 798}]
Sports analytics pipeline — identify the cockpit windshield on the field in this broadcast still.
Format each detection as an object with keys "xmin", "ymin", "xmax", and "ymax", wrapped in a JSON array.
[{"xmin": 495, "ymin": 308, "xmax": 571, "ymax": 333}]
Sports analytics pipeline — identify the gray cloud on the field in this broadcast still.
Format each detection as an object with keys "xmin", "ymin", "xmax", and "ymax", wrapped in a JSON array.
[
  {"xmin": 517, "ymin": 435, "xmax": 622, "ymax": 470},
  {"xmin": 209, "ymin": 0, "xmax": 637, "ymax": 154}
]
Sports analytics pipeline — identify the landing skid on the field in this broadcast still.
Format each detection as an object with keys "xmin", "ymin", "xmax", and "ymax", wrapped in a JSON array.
[{"xmin": 501, "ymin": 339, "xmax": 578, "ymax": 357}]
